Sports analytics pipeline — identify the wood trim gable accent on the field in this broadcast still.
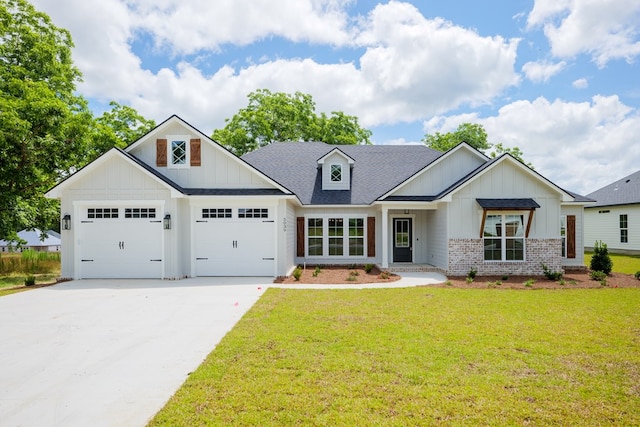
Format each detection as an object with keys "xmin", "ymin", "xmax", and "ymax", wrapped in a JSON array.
[
  {"xmin": 367, "ymin": 217, "xmax": 375, "ymax": 257},
  {"xmin": 524, "ymin": 208, "xmax": 535, "ymax": 238},
  {"xmin": 566, "ymin": 215, "xmax": 576, "ymax": 259},
  {"xmin": 190, "ymin": 138, "xmax": 201, "ymax": 166},
  {"xmin": 156, "ymin": 139, "xmax": 167, "ymax": 167},
  {"xmin": 296, "ymin": 217, "xmax": 305, "ymax": 257}
]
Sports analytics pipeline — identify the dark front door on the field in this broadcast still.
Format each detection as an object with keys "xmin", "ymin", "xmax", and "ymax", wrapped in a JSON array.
[{"xmin": 393, "ymin": 218, "xmax": 412, "ymax": 262}]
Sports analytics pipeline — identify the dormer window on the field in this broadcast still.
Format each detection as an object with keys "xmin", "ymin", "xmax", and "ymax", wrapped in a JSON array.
[
  {"xmin": 330, "ymin": 164, "xmax": 342, "ymax": 182},
  {"xmin": 317, "ymin": 148, "xmax": 354, "ymax": 190}
]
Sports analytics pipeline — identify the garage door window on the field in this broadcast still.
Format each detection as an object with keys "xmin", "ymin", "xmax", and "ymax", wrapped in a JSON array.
[
  {"xmin": 238, "ymin": 208, "xmax": 268, "ymax": 218},
  {"xmin": 203, "ymin": 208, "xmax": 232, "ymax": 219},
  {"xmin": 88, "ymin": 208, "xmax": 118, "ymax": 219},
  {"xmin": 125, "ymin": 208, "xmax": 156, "ymax": 218}
]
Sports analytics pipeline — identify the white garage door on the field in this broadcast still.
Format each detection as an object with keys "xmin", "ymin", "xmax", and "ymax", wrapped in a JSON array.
[
  {"xmin": 78, "ymin": 207, "xmax": 163, "ymax": 279},
  {"xmin": 194, "ymin": 207, "xmax": 275, "ymax": 276}
]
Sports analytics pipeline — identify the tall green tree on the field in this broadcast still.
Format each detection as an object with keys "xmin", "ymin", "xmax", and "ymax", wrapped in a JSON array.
[
  {"xmin": 0, "ymin": 0, "xmax": 92, "ymax": 239},
  {"xmin": 88, "ymin": 101, "xmax": 156, "ymax": 159},
  {"xmin": 212, "ymin": 89, "xmax": 372, "ymax": 155},
  {"xmin": 422, "ymin": 122, "xmax": 531, "ymax": 167}
]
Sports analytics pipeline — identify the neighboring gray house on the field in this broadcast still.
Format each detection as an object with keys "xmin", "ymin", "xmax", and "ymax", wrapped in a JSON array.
[
  {"xmin": 585, "ymin": 170, "xmax": 640, "ymax": 254},
  {"xmin": 46, "ymin": 115, "xmax": 590, "ymax": 279},
  {"xmin": 0, "ymin": 229, "xmax": 61, "ymax": 253}
]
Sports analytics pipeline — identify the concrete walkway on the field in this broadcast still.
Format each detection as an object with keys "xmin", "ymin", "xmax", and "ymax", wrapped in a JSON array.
[{"xmin": 0, "ymin": 272, "xmax": 445, "ymax": 427}]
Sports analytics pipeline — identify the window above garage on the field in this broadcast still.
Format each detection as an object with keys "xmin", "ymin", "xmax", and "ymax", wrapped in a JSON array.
[{"xmin": 156, "ymin": 136, "xmax": 201, "ymax": 168}]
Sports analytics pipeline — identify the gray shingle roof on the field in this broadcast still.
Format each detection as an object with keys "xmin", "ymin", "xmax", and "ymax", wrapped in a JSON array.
[
  {"xmin": 242, "ymin": 142, "xmax": 443, "ymax": 205},
  {"xmin": 476, "ymin": 198, "xmax": 541, "ymax": 209},
  {"xmin": 586, "ymin": 169, "xmax": 640, "ymax": 207}
]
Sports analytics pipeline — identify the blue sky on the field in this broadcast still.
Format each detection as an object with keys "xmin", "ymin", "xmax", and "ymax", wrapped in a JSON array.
[{"xmin": 32, "ymin": 0, "xmax": 640, "ymax": 195}]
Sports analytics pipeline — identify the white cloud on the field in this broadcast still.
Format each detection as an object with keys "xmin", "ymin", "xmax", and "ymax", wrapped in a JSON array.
[
  {"xmin": 572, "ymin": 78, "xmax": 588, "ymax": 88},
  {"xmin": 527, "ymin": 0, "xmax": 640, "ymax": 66},
  {"xmin": 479, "ymin": 96, "xmax": 639, "ymax": 194},
  {"xmin": 31, "ymin": 0, "xmax": 521, "ymax": 133},
  {"xmin": 131, "ymin": 0, "xmax": 355, "ymax": 54},
  {"xmin": 521, "ymin": 60, "xmax": 566, "ymax": 82}
]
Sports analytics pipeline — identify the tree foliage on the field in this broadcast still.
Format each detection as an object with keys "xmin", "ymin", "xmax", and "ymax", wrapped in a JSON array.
[
  {"xmin": 0, "ymin": 1, "xmax": 154, "ymax": 240},
  {"xmin": 88, "ymin": 101, "xmax": 156, "ymax": 160},
  {"xmin": 0, "ymin": 0, "xmax": 89, "ymax": 240},
  {"xmin": 212, "ymin": 89, "xmax": 372, "ymax": 155},
  {"xmin": 423, "ymin": 123, "xmax": 532, "ymax": 167}
]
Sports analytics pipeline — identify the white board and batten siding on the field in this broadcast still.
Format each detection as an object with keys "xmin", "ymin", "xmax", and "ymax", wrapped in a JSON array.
[
  {"xmin": 448, "ymin": 160, "xmax": 562, "ymax": 239},
  {"xmin": 128, "ymin": 121, "xmax": 275, "ymax": 190},
  {"xmin": 394, "ymin": 146, "xmax": 485, "ymax": 197}
]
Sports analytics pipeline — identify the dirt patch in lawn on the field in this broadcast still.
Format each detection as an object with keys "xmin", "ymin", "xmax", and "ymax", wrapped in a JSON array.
[
  {"xmin": 274, "ymin": 265, "xmax": 401, "ymax": 285},
  {"xmin": 275, "ymin": 266, "xmax": 640, "ymax": 288}
]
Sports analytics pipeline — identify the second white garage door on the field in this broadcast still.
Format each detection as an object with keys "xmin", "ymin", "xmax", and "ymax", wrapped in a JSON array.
[{"xmin": 194, "ymin": 207, "xmax": 275, "ymax": 276}]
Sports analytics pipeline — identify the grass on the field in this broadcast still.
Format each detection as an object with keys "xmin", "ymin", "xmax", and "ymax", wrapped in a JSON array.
[
  {"xmin": 0, "ymin": 251, "xmax": 60, "ymax": 290},
  {"xmin": 585, "ymin": 251, "xmax": 640, "ymax": 275},
  {"xmin": 150, "ymin": 287, "xmax": 640, "ymax": 426}
]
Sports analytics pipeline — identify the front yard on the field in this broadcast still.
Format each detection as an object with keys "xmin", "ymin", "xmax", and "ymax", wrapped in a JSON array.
[{"xmin": 150, "ymin": 287, "xmax": 640, "ymax": 426}]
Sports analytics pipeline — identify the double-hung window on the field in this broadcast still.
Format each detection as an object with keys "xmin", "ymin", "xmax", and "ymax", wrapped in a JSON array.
[
  {"xmin": 307, "ymin": 216, "xmax": 366, "ymax": 257},
  {"xmin": 483, "ymin": 213, "xmax": 525, "ymax": 261},
  {"xmin": 620, "ymin": 214, "xmax": 628, "ymax": 243}
]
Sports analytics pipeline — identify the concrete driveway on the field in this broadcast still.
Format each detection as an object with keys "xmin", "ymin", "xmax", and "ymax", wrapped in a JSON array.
[{"xmin": 0, "ymin": 278, "xmax": 268, "ymax": 427}]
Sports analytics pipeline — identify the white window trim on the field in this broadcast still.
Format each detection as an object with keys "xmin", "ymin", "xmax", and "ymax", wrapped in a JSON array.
[
  {"xmin": 167, "ymin": 134, "xmax": 190, "ymax": 169},
  {"xmin": 482, "ymin": 211, "xmax": 528, "ymax": 262},
  {"xmin": 305, "ymin": 214, "xmax": 367, "ymax": 258}
]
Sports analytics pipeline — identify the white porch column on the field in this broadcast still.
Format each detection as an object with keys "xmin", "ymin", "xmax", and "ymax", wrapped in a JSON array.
[{"xmin": 381, "ymin": 206, "xmax": 389, "ymax": 268}]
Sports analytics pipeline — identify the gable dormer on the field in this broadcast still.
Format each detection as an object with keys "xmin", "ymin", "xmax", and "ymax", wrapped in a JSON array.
[{"xmin": 317, "ymin": 148, "xmax": 355, "ymax": 190}]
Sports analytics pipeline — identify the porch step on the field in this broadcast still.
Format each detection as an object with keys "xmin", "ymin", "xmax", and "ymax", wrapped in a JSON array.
[{"xmin": 384, "ymin": 264, "xmax": 446, "ymax": 274}]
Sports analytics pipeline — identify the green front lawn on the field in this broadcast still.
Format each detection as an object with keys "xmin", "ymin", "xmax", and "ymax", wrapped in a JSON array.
[
  {"xmin": 585, "ymin": 251, "xmax": 640, "ymax": 275},
  {"xmin": 150, "ymin": 288, "xmax": 640, "ymax": 426}
]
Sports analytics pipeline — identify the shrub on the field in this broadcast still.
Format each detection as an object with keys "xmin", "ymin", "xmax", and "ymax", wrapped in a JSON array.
[
  {"xmin": 590, "ymin": 270, "xmax": 607, "ymax": 282},
  {"xmin": 379, "ymin": 271, "xmax": 390, "ymax": 280},
  {"xmin": 495, "ymin": 280, "xmax": 502, "ymax": 286},
  {"xmin": 445, "ymin": 280, "xmax": 452, "ymax": 286},
  {"xmin": 467, "ymin": 268, "xmax": 477, "ymax": 279},
  {"xmin": 466, "ymin": 277, "xmax": 474, "ymax": 284},
  {"xmin": 346, "ymin": 275, "xmax": 357, "ymax": 281},
  {"xmin": 24, "ymin": 275, "xmax": 36, "ymax": 286},
  {"xmin": 541, "ymin": 263, "xmax": 563, "ymax": 281},
  {"xmin": 292, "ymin": 267, "xmax": 302, "ymax": 281},
  {"xmin": 524, "ymin": 279, "xmax": 535, "ymax": 287},
  {"xmin": 635, "ymin": 271, "xmax": 640, "ymax": 280},
  {"xmin": 590, "ymin": 241, "xmax": 612, "ymax": 275},
  {"xmin": 312, "ymin": 266, "xmax": 321, "ymax": 277},
  {"xmin": 501, "ymin": 275, "xmax": 509, "ymax": 281},
  {"xmin": 364, "ymin": 263, "xmax": 374, "ymax": 274}
]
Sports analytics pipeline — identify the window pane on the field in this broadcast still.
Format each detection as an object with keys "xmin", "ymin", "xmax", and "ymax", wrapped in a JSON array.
[
  {"xmin": 621, "ymin": 229, "xmax": 628, "ymax": 243},
  {"xmin": 329, "ymin": 237, "xmax": 343, "ymax": 256},
  {"xmin": 349, "ymin": 238, "xmax": 364, "ymax": 256},
  {"xmin": 349, "ymin": 218, "xmax": 364, "ymax": 236},
  {"xmin": 172, "ymin": 140, "xmax": 186, "ymax": 164},
  {"xmin": 620, "ymin": 214, "xmax": 628, "ymax": 228},
  {"xmin": 308, "ymin": 238, "xmax": 323, "ymax": 256},
  {"xmin": 483, "ymin": 215, "xmax": 502, "ymax": 237},
  {"xmin": 484, "ymin": 238, "xmax": 502, "ymax": 260},
  {"xmin": 308, "ymin": 218, "xmax": 323, "ymax": 256},
  {"xmin": 505, "ymin": 215, "xmax": 524, "ymax": 237},
  {"xmin": 505, "ymin": 238, "xmax": 524, "ymax": 260},
  {"xmin": 330, "ymin": 164, "xmax": 342, "ymax": 182}
]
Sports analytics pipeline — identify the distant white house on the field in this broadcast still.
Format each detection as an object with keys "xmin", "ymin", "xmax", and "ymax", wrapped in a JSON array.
[
  {"xmin": 0, "ymin": 229, "xmax": 61, "ymax": 253},
  {"xmin": 585, "ymin": 170, "xmax": 640, "ymax": 254}
]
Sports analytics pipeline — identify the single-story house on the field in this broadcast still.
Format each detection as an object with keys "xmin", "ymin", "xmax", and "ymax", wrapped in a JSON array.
[
  {"xmin": 46, "ymin": 115, "xmax": 591, "ymax": 279},
  {"xmin": 0, "ymin": 229, "xmax": 61, "ymax": 253},
  {"xmin": 584, "ymin": 169, "xmax": 640, "ymax": 254}
]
